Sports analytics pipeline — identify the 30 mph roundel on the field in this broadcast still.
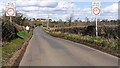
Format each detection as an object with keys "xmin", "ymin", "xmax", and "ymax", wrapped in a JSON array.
[
  {"xmin": 93, "ymin": 7, "xmax": 100, "ymax": 15},
  {"xmin": 6, "ymin": 8, "xmax": 15, "ymax": 16}
]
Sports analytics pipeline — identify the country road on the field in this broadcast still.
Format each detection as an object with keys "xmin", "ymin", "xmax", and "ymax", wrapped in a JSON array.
[{"xmin": 19, "ymin": 27, "xmax": 118, "ymax": 66}]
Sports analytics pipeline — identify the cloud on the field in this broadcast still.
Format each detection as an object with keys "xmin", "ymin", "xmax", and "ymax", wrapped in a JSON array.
[
  {"xmin": 82, "ymin": 8, "xmax": 91, "ymax": 14},
  {"xmin": 56, "ymin": 1, "xmax": 76, "ymax": 10},
  {"xmin": 16, "ymin": 0, "xmax": 58, "ymax": 8},
  {"xmin": 100, "ymin": 3, "xmax": 118, "ymax": 20},
  {"xmin": 0, "ymin": 2, "xmax": 5, "ymax": 13},
  {"xmin": 16, "ymin": 0, "xmax": 38, "ymax": 6},
  {"xmin": 38, "ymin": 1, "xmax": 58, "ymax": 8},
  {"xmin": 21, "ymin": 6, "xmax": 39, "ymax": 11},
  {"xmin": 0, "ymin": 0, "xmax": 118, "ymax": 21},
  {"xmin": 0, "ymin": 2, "xmax": 5, "ymax": 17},
  {"xmin": 103, "ymin": 3, "xmax": 118, "ymax": 13}
]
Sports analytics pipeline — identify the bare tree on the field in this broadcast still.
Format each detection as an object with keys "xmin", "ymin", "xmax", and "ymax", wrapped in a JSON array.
[
  {"xmin": 59, "ymin": 19, "xmax": 62, "ymax": 23},
  {"xmin": 85, "ymin": 17, "xmax": 90, "ymax": 23},
  {"xmin": 67, "ymin": 14, "xmax": 73, "ymax": 27}
]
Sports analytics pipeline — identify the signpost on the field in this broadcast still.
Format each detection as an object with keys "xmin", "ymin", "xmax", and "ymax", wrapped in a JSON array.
[
  {"xmin": 92, "ymin": 2, "xmax": 101, "ymax": 36},
  {"xmin": 6, "ymin": 2, "xmax": 16, "ymax": 23}
]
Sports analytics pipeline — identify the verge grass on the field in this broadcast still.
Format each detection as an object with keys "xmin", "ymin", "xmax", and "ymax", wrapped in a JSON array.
[{"xmin": 2, "ymin": 30, "xmax": 32, "ymax": 64}]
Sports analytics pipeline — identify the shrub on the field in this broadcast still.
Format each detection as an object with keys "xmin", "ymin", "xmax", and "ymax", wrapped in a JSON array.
[
  {"xmin": 17, "ymin": 32, "xmax": 28, "ymax": 39},
  {"xmin": 117, "ymin": 25, "xmax": 120, "ymax": 39}
]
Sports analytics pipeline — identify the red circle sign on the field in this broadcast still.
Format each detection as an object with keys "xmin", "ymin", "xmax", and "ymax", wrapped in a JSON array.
[
  {"xmin": 93, "ymin": 7, "xmax": 100, "ymax": 15},
  {"xmin": 6, "ymin": 8, "xmax": 15, "ymax": 16}
]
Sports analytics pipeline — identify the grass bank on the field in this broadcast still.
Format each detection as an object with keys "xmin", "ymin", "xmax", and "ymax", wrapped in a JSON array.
[
  {"xmin": 46, "ymin": 31, "xmax": 119, "ymax": 57},
  {"xmin": 2, "ymin": 30, "xmax": 33, "ymax": 66}
]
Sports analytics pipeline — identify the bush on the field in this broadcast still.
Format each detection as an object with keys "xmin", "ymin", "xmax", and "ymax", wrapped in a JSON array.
[
  {"xmin": 117, "ymin": 25, "xmax": 120, "ymax": 39},
  {"xmin": 54, "ymin": 25, "xmax": 118, "ymax": 39},
  {"xmin": 17, "ymin": 32, "xmax": 28, "ymax": 39},
  {"xmin": 84, "ymin": 25, "xmax": 96, "ymax": 36},
  {"xmin": 2, "ymin": 13, "xmax": 28, "ymax": 42},
  {"xmin": 2, "ymin": 21, "xmax": 18, "ymax": 41}
]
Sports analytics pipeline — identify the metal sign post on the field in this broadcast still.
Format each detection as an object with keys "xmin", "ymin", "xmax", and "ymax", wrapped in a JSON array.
[
  {"xmin": 10, "ymin": 16, "xmax": 12, "ymax": 23},
  {"xmin": 95, "ymin": 17, "xmax": 98, "ymax": 36},
  {"xmin": 92, "ymin": 2, "xmax": 101, "ymax": 36}
]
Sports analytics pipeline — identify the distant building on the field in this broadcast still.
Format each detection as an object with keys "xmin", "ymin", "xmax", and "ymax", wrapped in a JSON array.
[
  {"xmin": 30, "ymin": 18, "xmax": 48, "ymax": 22},
  {"xmin": 39, "ymin": 18, "xmax": 48, "ymax": 22}
]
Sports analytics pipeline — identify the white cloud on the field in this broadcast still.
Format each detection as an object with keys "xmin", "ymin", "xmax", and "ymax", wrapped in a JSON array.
[
  {"xmin": 82, "ymin": 8, "xmax": 91, "ymax": 13},
  {"xmin": 50, "ymin": 14, "xmax": 70, "ymax": 21},
  {"xmin": 56, "ymin": 1, "xmax": 76, "ymax": 10},
  {"xmin": 16, "ymin": 0, "xmax": 58, "ymax": 8},
  {"xmin": 22, "ymin": 6, "xmax": 39, "ymax": 11},
  {"xmin": 103, "ymin": 3, "xmax": 118, "ymax": 13},
  {"xmin": 1, "ymin": 0, "xmax": 118, "ymax": 20},
  {"xmin": 100, "ymin": 3, "xmax": 118, "ymax": 20},
  {"xmin": 0, "ymin": 2, "xmax": 5, "ymax": 13},
  {"xmin": 16, "ymin": 0, "xmax": 38, "ymax": 6},
  {"xmin": 38, "ymin": 1, "xmax": 58, "ymax": 8},
  {"xmin": 0, "ymin": 2, "xmax": 5, "ymax": 17},
  {"xmin": 26, "ymin": 13, "xmax": 39, "ymax": 18}
]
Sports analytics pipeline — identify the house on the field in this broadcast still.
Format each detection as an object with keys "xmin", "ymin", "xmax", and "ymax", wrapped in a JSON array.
[{"xmin": 39, "ymin": 18, "xmax": 48, "ymax": 22}]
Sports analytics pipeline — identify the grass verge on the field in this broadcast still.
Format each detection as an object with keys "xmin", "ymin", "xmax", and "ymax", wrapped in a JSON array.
[{"xmin": 2, "ymin": 30, "xmax": 33, "ymax": 66}]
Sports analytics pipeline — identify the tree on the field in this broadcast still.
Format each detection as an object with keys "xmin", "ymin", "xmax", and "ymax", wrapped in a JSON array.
[
  {"xmin": 74, "ymin": 20, "xmax": 78, "ymax": 23},
  {"xmin": 59, "ymin": 19, "xmax": 62, "ymax": 23},
  {"xmin": 49, "ymin": 19, "xmax": 52, "ymax": 22},
  {"xmin": 33, "ymin": 18, "xmax": 35, "ymax": 21},
  {"xmin": 67, "ymin": 14, "xmax": 73, "ymax": 26},
  {"xmin": 117, "ymin": 25, "xmax": 120, "ymax": 39},
  {"xmin": 85, "ymin": 17, "xmax": 90, "ymax": 23},
  {"xmin": 12, "ymin": 13, "xmax": 27, "ymax": 26},
  {"xmin": 2, "ymin": 12, "xmax": 27, "ymax": 41},
  {"xmin": 117, "ymin": 22, "xmax": 120, "ymax": 52}
]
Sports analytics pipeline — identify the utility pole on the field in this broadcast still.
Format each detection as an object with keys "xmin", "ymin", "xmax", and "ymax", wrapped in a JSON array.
[{"xmin": 47, "ymin": 15, "xmax": 49, "ymax": 29}]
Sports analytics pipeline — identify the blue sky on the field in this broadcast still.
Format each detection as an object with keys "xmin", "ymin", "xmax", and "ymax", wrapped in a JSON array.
[{"xmin": 0, "ymin": 0, "xmax": 119, "ymax": 21}]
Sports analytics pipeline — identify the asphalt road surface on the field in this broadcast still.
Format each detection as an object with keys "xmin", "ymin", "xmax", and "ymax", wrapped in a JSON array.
[{"xmin": 19, "ymin": 27, "xmax": 118, "ymax": 66}]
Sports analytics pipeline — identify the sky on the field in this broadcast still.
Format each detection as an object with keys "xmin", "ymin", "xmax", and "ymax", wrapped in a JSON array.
[{"xmin": 0, "ymin": 0, "xmax": 119, "ymax": 21}]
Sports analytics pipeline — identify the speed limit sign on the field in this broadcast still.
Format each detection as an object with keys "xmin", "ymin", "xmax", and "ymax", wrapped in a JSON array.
[
  {"xmin": 6, "ymin": 2, "xmax": 16, "ymax": 16},
  {"xmin": 6, "ymin": 8, "xmax": 16, "ymax": 16},
  {"xmin": 93, "ymin": 7, "xmax": 100, "ymax": 15},
  {"xmin": 92, "ymin": 2, "xmax": 101, "ymax": 36},
  {"xmin": 92, "ymin": 2, "xmax": 101, "ymax": 16}
]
